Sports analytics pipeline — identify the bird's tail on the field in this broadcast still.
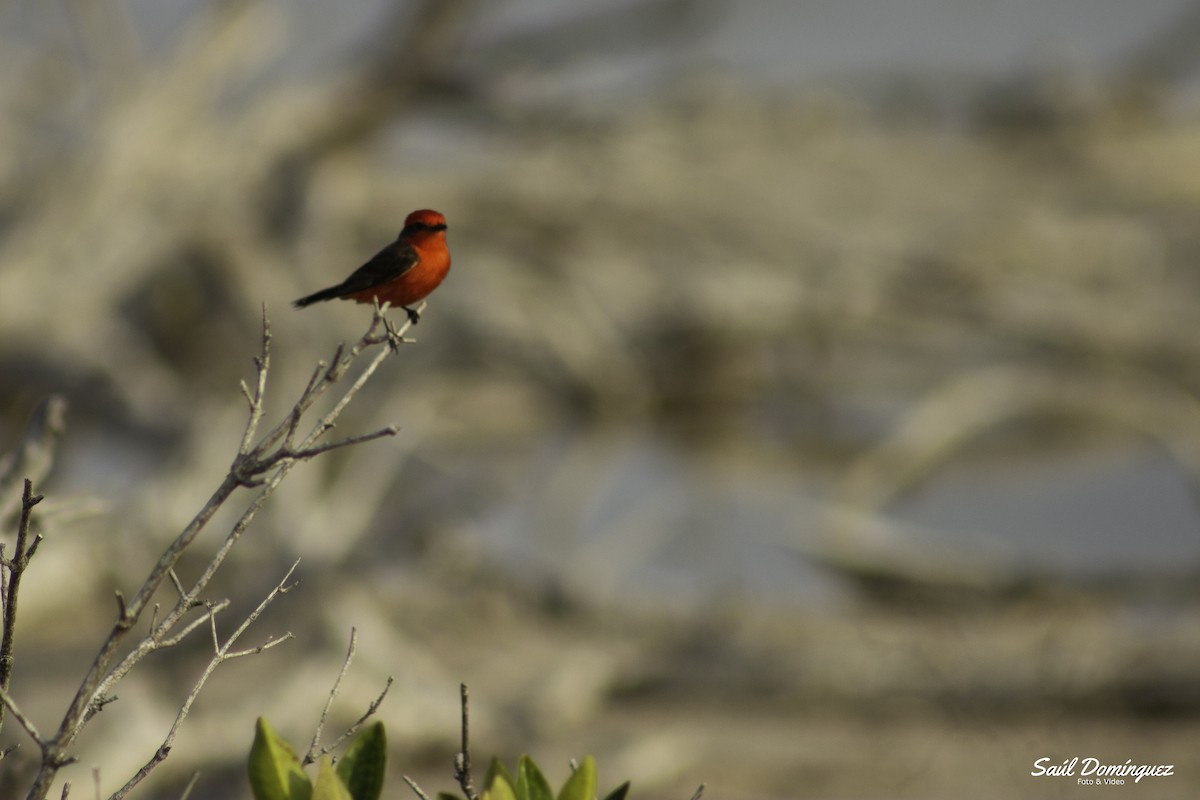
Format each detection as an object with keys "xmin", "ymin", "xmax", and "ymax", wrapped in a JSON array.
[{"xmin": 293, "ymin": 285, "xmax": 345, "ymax": 308}]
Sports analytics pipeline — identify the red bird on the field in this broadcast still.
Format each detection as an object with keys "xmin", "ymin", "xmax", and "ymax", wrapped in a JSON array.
[{"xmin": 294, "ymin": 209, "xmax": 451, "ymax": 325}]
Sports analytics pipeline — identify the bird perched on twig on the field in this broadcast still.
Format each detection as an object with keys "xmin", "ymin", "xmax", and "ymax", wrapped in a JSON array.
[{"xmin": 294, "ymin": 209, "xmax": 451, "ymax": 327}]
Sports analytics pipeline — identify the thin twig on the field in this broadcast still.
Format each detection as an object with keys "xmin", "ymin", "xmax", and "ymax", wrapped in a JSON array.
[
  {"xmin": 402, "ymin": 775, "xmax": 432, "ymax": 800},
  {"xmin": 236, "ymin": 307, "xmax": 272, "ymax": 456},
  {"xmin": 304, "ymin": 628, "xmax": 359, "ymax": 765},
  {"xmin": 0, "ymin": 684, "xmax": 44, "ymax": 749},
  {"xmin": 167, "ymin": 568, "xmax": 187, "ymax": 599},
  {"xmin": 238, "ymin": 380, "xmax": 254, "ymax": 411},
  {"xmin": 34, "ymin": 468, "xmax": 245, "ymax": 790},
  {"xmin": 157, "ymin": 601, "xmax": 229, "ymax": 648},
  {"xmin": 177, "ymin": 772, "xmax": 200, "ymax": 800},
  {"xmin": 0, "ymin": 480, "xmax": 44, "ymax": 734},
  {"xmin": 108, "ymin": 561, "xmax": 301, "ymax": 800},
  {"xmin": 314, "ymin": 677, "xmax": 393, "ymax": 763},
  {"xmin": 454, "ymin": 683, "xmax": 477, "ymax": 800},
  {"xmin": 688, "ymin": 784, "xmax": 706, "ymax": 800},
  {"xmin": 80, "ymin": 694, "xmax": 117, "ymax": 725},
  {"xmin": 251, "ymin": 304, "xmax": 396, "ymax": 458},
  {"xmin": 287, "ymin": 427, "xmax": 400, "ymax": 460},
  {"xmin": 295, "ymin": 306, "xmax": 414, "ymax": 453}
]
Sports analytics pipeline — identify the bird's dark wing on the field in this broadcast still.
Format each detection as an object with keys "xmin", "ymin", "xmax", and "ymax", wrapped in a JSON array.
[
  {"xmin": 294, "ymin": 238, "xmax": 421, "ymax": 307},
  {"xmin": 332, "ymin": 239, "xmax": 420, "ymax": 294}
]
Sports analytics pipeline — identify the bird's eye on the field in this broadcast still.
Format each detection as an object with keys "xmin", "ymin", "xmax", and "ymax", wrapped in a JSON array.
[{"xmin": 405, "ymin": 221, "xmax": 446, "ymax": 232}]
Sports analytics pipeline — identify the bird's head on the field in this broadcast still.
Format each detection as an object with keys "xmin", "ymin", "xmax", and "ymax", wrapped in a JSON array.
[{"xmin": 402, "ymin": 209, "xmax": 448, "ymax": 236}]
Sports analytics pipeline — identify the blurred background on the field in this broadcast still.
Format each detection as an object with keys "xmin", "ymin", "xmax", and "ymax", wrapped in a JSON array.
[{"xmin": 2, "ymin": 0, "xmax": 1200, "ymax": 798}]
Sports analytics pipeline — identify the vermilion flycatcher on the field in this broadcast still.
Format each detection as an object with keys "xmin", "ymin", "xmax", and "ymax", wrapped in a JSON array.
[{"xmin": 294, "ymin": 209, "xmax": 451, "ymax": 324}]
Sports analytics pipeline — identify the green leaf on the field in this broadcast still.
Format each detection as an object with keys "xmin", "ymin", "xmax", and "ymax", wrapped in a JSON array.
[
  {"xmin": 516, "ymin": 756, "xmax": 555, "ymax": 800},
  {"xmin": 557, "ymin": 757, "xmax": 596, "ymax": 800},
  {"xmin": 600, "ymin": 781, "xmax": 631, "ymax": 800},
  {"xmin": 335, "ymin": 722, "xmax": 387, "ymax": 800},
  {"xmin": 313, "ymin": 757, "xmax": 354, "ymax": 800},
  {"xmin": 484, "ymin": 757, "xmax": 516, "ymax": 794},
  {"xmin": 248, "ymin": 718, "xmax": 312, "ymax": 800},
  {"xmin": 483, "ymin": 773, "xmax": 518, "ymax": 800}
]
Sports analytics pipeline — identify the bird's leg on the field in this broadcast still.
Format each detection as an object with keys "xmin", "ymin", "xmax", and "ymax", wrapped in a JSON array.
[{"xmin": 402, "ymin": 305, "xmax": 421, "ymax": 325}]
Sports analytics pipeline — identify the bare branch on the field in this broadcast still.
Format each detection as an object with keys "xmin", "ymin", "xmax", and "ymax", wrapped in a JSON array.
[
  {"xmin": 303, "ymin": 626, "xmax": 394, "ymax": 765},
  {"xmin": 108, "ymin": 561, "xmax": 301, "ymax": 800},
  {"xmin": 206, "ymin": 603, "xmax": 221, "ymax": 653},
  {"xmin": 223, "ymin": 632, "xmax": 294, "ymax": 659},
  {"xmin": 0, "ymin": 684, "xmax": 44, "ymax": 749},
  {"xmin": 287, "ymin": 426, "xmax": 400, "ymax": 460},
  {"xmin": 454, "ymin": 683, "xmax": 477, "ymax": 800},
  {"xmin": 167, "ymin": 569, "xmax": 187, "ymax": 599},
  {"xmin": 298, "ymin": 343, "xmax": 393, "ymax": 451},
  {"xmin": 0, "ymin": 480, "xmax": 45, "ymax": 735},
  {"xmin": 232, "ymin": 299, "xmax": 412, "ymax": 475},
  {"xmin": 157, "ymin": 600, "xmax": 228, "ymax": 649},
  {"xmin": 238, "ymin": 380, "xmax": 254, "ymax": 411},
  {"xmin": 236, "ymin": 307, "xmax": 272, "ymax": 456},
  {"xmin": 81, "ymin": 694, "xmax": 117, "ymax": 725},
  {"xmin": 305, "ymin": 627, "xmax": 359, "ymax": 765},
  {"xmin": 402, "ymin": 775, "xmax": 432, "ymax": 800},
  {"xmin": 24, "ymin": 534, "xmax": 43, "ymax": 562},
  {"xmin": 311, "ymin": 677, "xmax": 393, "ymax": 766},
  {"xmin": 25, "ymin": 307, "xmax": 410, "ymax": 797},
  {"xmin": 224, "ymin": 633, "xmax": 294, "ymax": 662}
]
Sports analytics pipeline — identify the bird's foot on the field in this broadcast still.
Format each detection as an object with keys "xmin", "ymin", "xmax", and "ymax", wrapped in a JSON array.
[
  {"xmin": 383, "ymin": 316, "xmax": 408, "ymax": 353},
  {"xmin": 402, "ymin": 305, "xmax": 421, "ymax": 325}
]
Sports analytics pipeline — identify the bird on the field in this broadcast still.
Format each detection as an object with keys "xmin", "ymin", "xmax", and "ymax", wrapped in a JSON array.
[{"xmin": 294, "ymin": 209, "xmax": 451, "ymax": 326}]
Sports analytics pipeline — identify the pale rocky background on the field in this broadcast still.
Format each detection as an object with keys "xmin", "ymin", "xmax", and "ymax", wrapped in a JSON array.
[{"xmin": 2, "ymin": 1, "xmax": 1200, "ymax": 798}]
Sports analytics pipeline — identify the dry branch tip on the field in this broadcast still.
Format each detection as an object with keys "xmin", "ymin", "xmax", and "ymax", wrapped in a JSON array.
[
  {"xmin": 403, "ymin": 775, "xmax": 432, "ymax": 800},
  {"xmin": 454, "ymin": 683, "xmax": 477, "ymax": 800}
]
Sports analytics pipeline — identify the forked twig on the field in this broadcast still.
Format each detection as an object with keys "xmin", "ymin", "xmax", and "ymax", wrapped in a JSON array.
[
  {"xmin": 304, "ymin": 627, "xmax": 394, "ymax": 766},
  {"xmin": 108, "ymin": 561, "xmax": 301, "ymax": 800},
  {"xmin": 305, "ymin": 627, "xmax": 358, "ymax": 765}
]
